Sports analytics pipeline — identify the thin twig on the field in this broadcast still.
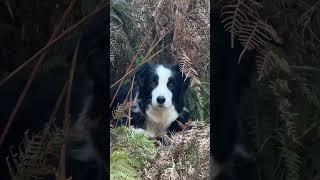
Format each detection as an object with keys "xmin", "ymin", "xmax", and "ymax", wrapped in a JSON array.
[
  {"xmin": 55, "ymin": 145, "xmax": 72, "ymax": 180},
  {"xmin": 110, "ymin": 29, "xmax": 198, "ymax": 90},
  {"xmin": 143, "ymin": 31, "xmax": 167, "ymax": 62},
  {"xmin": 290, "ymin": 65, "xmax": 320, "ymax": 72},
  {"xmin": 65, "ymin": 38, "xmax": 80, "ymax": 124},
  {"xmin": 127, "ymin": 75, "xmax": 135, "ymax": 127},
  {"xmin": 257, "ymin": 136, "xmax": 273, "ymax": 154},
  {"xmin": 48, "ymin": 81, "xmax": 68, "ymax": 126},
  {"xmin": 5, "ymin": 0, "xmax": 14, "ymax": 21},
  {"xmin": 55, "ymin": 39, "xmax": 81, "ymax": 180},
  {"xmin": 109, "ymin": 25, "xmax": 155, "ymax": 107},
  {"xmin": 110, "ymin": 40, "xmax": 170, "ymax": 90},
  {"xmin": 308, "ymin": 26, "xmax": 320, "ymax": 44},
  {"xmin": 298, "ymin": 121, "xmax": 320, "ymax": 139}
]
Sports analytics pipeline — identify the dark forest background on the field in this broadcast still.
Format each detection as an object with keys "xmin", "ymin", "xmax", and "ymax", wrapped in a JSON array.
[
  {"xmin": 214, "ymin": 0, "xmax": 320, "ymax": 180},
  {"xmin": 0, "ymin": 0, "xmax": 106, "ymax": 179}
]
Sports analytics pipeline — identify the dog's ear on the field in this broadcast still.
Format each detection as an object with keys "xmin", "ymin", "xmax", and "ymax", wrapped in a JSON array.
[
  {"xmin": 173, "ymin": 64, "xmax": 190, "ymax": 89},
  {"xmin": 135, "ymin": 64, "xmax": 150, "ymax": 87},
  {"xmin": 173, "ymin": 64, "xmax": 182, "ymax": 76},
  {"xmin": 184, "ymin": 76, "xmax": 191, "ymax": 89}
]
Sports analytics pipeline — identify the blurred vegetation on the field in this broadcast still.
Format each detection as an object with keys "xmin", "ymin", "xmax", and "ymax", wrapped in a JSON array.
[
  {"xmin": 0, "ymin": 0, "xmax": 104, "ymax": 179},
  {"xmin": 214, "ymin": 0, "xmax": 320, "ymax": 179},
  {"xmin": 0, "ymin": 0, "xmax": 101, "ymax": 78}
]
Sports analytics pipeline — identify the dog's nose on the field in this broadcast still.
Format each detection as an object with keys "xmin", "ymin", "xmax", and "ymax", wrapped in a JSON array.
[{"xmin": 157, "ymin": 96, "xmax": 166, "ymax": 104}]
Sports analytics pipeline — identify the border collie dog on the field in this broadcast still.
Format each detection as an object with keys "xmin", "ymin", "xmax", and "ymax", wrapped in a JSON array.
[{"xmin": 111, "ymin": 63, "xmax": 190, "ymax": 137}]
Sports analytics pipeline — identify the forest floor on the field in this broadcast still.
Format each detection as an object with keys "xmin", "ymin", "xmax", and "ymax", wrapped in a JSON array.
[{"xmin": 110, "ymin": 121, "xmax": 210, "ymax": 180}]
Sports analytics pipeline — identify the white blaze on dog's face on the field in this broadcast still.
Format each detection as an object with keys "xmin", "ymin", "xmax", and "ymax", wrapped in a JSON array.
[
  {"xmin": 151, "ymin": 65, "xmax": 173, "ymax": 108},
  {"xmin": 133, "ymin": 63, "xmax": 191, "ymax": 137}
]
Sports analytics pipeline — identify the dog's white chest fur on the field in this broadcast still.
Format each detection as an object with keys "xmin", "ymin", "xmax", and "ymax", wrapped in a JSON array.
[{"xmin": 145, "ymin": 105, "xmax": 179, "ymax": 137}]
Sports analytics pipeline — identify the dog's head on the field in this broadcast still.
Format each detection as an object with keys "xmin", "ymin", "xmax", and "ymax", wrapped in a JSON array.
[{"xmin": 135, "ymin": 64, "xmax": 190, "ymax": 112}]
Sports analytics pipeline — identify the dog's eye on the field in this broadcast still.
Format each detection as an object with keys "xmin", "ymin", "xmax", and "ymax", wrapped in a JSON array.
[
  {"xmin": 168, "ymin": 81, "xmax": 174, "ymax": 88},
  {"xmin": 152, "ymin": 80, "xmax": 157, "ymax": 86}
]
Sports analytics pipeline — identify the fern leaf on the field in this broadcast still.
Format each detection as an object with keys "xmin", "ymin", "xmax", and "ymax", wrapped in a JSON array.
[
  {"xmin": 270, "ymin": 79, "xmax": 302, "ymax": 146},
  {"xmin": 257, "ymin": 49, "xmax": 290, "ymax": 80},
  {"xmin": 6, "ymin": 126, "xmax": 64, "ymax": 179},
  {"xmin": 237, "ymin": 20, "xmax": 281, "ymax": 63},
  {"xmin": 277, "ymin": 131, "xmax": 302, "ymax": 180},
  {"xmin": 112, "ymin": 102, "xmax": 130, "ymax": 121},
  {"xmin": 272, "ymin": 0, "xmax": 289, "ymax": 8},
  {"xmin": 269, "ymin": 79, "xmax": 291, "ymax": 96},
  {"xmin": 221, "ymin": 0, "xmax": 282, "ymax": 62},
  {"xmin": 221, "ymin": 0, "xmax": 260, "ymax": 48},
  {"xmin": 177, "ymin": 49, "xmax": 200, "ymax": 87},
  {"xmin": 296, "ymin": 77, "xmax": 320, "ymax": 109}
]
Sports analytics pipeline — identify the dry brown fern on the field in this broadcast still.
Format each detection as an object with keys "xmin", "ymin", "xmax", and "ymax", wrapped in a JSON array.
[
  {"xmin": 142, "ymin": 121, "xmax": 210, "ymax": 179},
  {"xmin": 171, "ymin": 0, "xmax": 210, "ymax": 80},
  {"xmin": 257, "ymin": 48, "xmax": 290, "ymax": 80},
  {"xmin": 298, "ymin": 0, "xmax": 320, "ymax": 37},
  {"xmin": 237, "ymin": 19, "xmax": 282, "ymax": 63},
  {"xmin": 269, "ymin": 79, "xmax": 300, "ymax": 145},
  {"xmin": 269, "ymin": 79, "xmax": 291, "ymax": 97},
  {"xmin": 221, "ymin": 0, "xmax": 261, "ymax": 48},
  {"xmin": 296, "ymin": 76, "xmax": 320, "ymax": 109},
  {"xmin": 111, "ymin": 101, "xmax": 131, "ymax": 122},
  {"xmin": 272, "ymin": 0, "xmax": 289, "ymax": 8},
  {"xmin": 221, "ymin": 0, "xmax": 282, "ymax": 63},
  {"xmin": 177, "ymin": 50, "xmax": 200, "ymax": 87},
  {"xmin": 6, "ymin": 127, "xmax": 65, "ymax": 179}
]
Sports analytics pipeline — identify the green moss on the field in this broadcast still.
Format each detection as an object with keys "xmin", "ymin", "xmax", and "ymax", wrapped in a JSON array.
[
  {"xmin": 111, "ymin": 150, "xmax": 140, "ymax": 180},
  {"xmin": 111, "ymin": 127, "xmax": 156, "ymax": 179}
]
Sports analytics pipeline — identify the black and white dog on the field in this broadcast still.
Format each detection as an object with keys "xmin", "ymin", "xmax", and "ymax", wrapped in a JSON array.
[{"xmin": 111, "ymin": 63, "xmax": 190, "ymax": 137}]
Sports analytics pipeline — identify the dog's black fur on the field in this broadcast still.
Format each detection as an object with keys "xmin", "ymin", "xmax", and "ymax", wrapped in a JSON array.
[{"xmin": 110, "ymin": 63, "xmax": 190, "ymax": 136}]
